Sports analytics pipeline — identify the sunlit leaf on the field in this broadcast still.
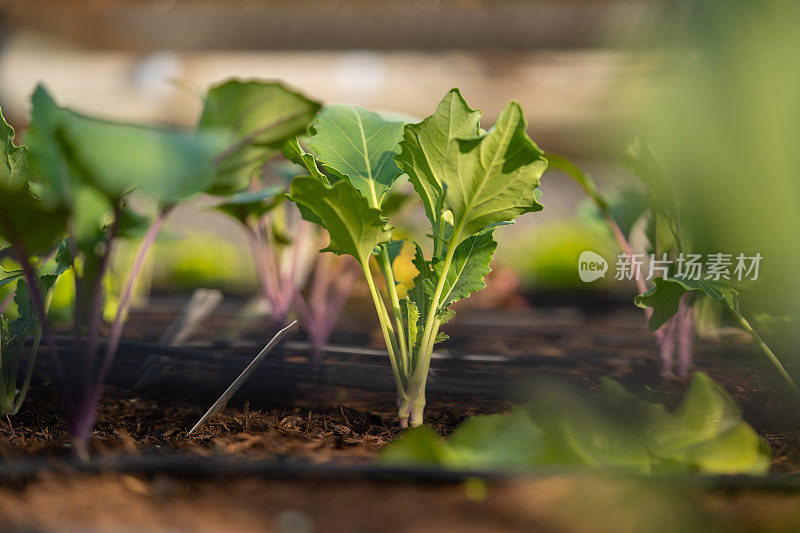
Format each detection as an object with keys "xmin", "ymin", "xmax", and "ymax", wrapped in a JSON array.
[
  {"xmin": 396, "ymin": 89, "xmax": 481, "ymax": 229},
  {"xmin": 440, "ymin": 101, "xmax": 547, "ymax": 244},
  {"xmin": 306, "ymin": 104, "xmax": 405, "ymax": 208},
  {"xmin": 290, "ymin": 176, "xmax": 391, "ymax": 264}
]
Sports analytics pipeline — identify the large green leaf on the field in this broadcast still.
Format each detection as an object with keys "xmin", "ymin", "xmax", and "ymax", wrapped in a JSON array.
[
  {"xmin": 674, "ymin": 372, "xmax": 742, "ymax": 438},
  {"xmin": 0, "ymin": 107, "xmax": 28, "ymax": 191},
  {"xmin": 440, "ymin": 101, "xmax": 547, "ymax": 244},
  {"xmin": 289, "ymin": 176, "xmax": 391, "ymax": 264},
  {"xmin": 434, "ymin": 230, "xmax": 496, "ymax": 308},
  {"xmin": 199, "ymin": 80, "xmax": 321, "ymax": 194},
  {"xmin": 25, "ymin": 87, "xmax": 106, "ymax": 247},
  {"xmin": 395, "ymin": 89, "xmax": 481, "ymax": 228},
  {"xmin": 27, "ymin": 85, "xmax": 229, "ymax": 207},
  {"xmin": 648, "ymin": 373, "xmax": 771, "ymax": 474},
  {"xmin": 635, "ymin": 277, "xmax": 739, "ymax": 331},
  {"xmin": 306, "ymin": 104, "xmax": 405, "ymax": 208},
  {"xmin": 65, "ymin": 116, "xmax": 227, "ymax": 204}
]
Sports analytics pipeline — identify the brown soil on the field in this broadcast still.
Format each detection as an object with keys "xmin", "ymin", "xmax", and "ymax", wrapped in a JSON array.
[
  {"xmin": 1, "ymin": 301, "xmax": 799, "ymax": 532},
  {"xmin": 0, "ymin": 383, "xmax": 507, "ymax": 462}
]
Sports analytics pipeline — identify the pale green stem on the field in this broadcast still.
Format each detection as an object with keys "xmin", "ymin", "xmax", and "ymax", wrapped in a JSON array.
[
  {"xmin": 402, "ymin": 224, "xmax": 463, "ymax": 423},
  {"xmin": 360, "ymin": 258, "xmax": 407, "ymax": 402},
  {"xmin": 417, "ymin": 225, "xmax": 461, "ymax": 369},
  {"xmin": 378, "ymin": 244, "xmax": 409, "ymax": 378},
  {"xmin": 735, "ymin": 313, "xmax": 799, "ymax": 394},
  {"xmin": 406, "ymin": 315, "xmax": 441, "ymax": 425},
  {"xmin": 12, "ymin": 323, "xmax": 42, "ymax": 414}
]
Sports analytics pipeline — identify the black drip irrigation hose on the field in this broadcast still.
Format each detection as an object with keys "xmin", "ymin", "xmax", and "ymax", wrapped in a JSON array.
[
  {"xmin": 27, "ymin": 334, "xmax": 791, "ymax": 408},
  {"xmin": 41, "ymin": 334, "xmax": 784, "ymax": 371},
  {"xmin": 0, "ymin": 453, "xmax": 799, "ymax": 490}
]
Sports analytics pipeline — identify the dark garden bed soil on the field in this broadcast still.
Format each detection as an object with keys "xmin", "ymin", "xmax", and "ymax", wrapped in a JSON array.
[
  {"xmin": 1, "ymin": 361, "xmax": 799, "ymax": 470},
  {"xmin": 4, "ymin": 293, "xmax": 800, "ymax": 468}
]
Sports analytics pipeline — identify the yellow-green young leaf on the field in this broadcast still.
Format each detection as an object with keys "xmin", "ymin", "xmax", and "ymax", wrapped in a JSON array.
[
  {"xmin": 675, "ymin": 372, "xmax": 742, "ymax": 439},
  {"xmin": 306, "ymin": 104, "xmax": 405, "ymax": 208},
  {"xmin": 444, "ymin": 411, "xmax": 546, "ymax": 470},
  {"xmin": 401, "ymin": 297, "xmax": 421, "ymax": 350},
  {"xmin": 289, "ymin": 176, "xmax": 391, "ymax": 264},
  {"xmin": 380, "ymin": 426, "xmax": 447, "ymax": 467},
  {"xmin": 199, "ymin": 80, "xmax": 321, "ymax": 194},
  {"xmin": 635, "ymin": 277, "xmax": 739, "ymax": 331},
  {"xmin": 395, "ymin": 89, "xmax": 482, "ymax": 229},
  {"xmin": 683, "ymin": 423, "xmax": 772, "ymax": 475},
  {"xmin": 0, "ymin": 107, "xmax": 28, "ymax": 191},
  {"xmin": 434, "ymin": 230, "xmax": 496, "ymax": 308},
  {"xmin": 648, "ymin": 373, "xmax": 770, "ymax": 474},
  {"xmin": 440, "ymin": 101, "xmax": 547, "ymax": 244},
  {"xmin": 407, "ymin": 244, "xmax": 436, "ymax": 337}
]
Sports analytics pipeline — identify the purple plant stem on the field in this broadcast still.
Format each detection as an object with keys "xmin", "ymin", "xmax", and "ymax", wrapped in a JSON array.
[
  {"xmin": 292, "ymin": 294, "xmax": 319, "ymax": 359},
  {"xmin": 658, "ymin": 315, "xmax": 679, "ymax": 376},
  {"xmin": 602, "ymin": 212, "xmax": 677, "ymax": 374},
  {"xmin": 257, "ymin": 219, "xmax": 290, "ymax": 323},
  {"xmin": 320, "ymin": 259, "xmax": 359, "ymax": 339},
  {"xmin": 246, "ymin": 226, "xmax": 277, "ymax": 305},
  {"xmin": 66, "ymin": 206, "xmax": 122, "ymax": 446},
  {"xmin": 84, "ymin": 204, "xmax": 122, "ymax": 384},
  {"xmin": 676, "ymin": 300, "xmax": 695, "ymax": 378},
  {"xmin": 298, "ymin": 253, "xmax": 360, "ymax": 363},
  {"xmin": 93, "ymin": 206, "xmax": 171, "ymax": 403}
]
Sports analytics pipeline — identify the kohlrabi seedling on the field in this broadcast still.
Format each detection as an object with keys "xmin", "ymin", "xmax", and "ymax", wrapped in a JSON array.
[
  {"xmin": 549, "ymin": 140, "xmax": 796, "ymax": 392},
  {"xmin": 3, "ymin": 86, "xmax": 231, "ymax": 456},
  {"xmin": 289, "ymin": 89, "xmax": 547, "ymax": 426},
  {"xmin": 200, "ymin": 81, "xmax": 361, "ymax": 360},
  {"xmin": 0, "ymin": 79, "xmax": 322, "ymax": 457}
]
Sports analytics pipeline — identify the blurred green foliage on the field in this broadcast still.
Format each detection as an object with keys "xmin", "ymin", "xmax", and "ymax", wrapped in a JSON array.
[
  {"xmin": 148, "ymin": 232, "xmax": 256, "ymax": 292},
  {"xmin": 636, "ymin": 0, "xmax": 800, "ymax": 350},
  {"xmin": 501, "ymin": 219, "xmax": 617, "ymax": 289},
  {"xmin": 382, "ymin": 372, "xmax": 771, "ymax": 475}
]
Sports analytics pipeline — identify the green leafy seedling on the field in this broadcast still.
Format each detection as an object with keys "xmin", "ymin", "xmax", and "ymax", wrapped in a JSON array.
[{"xmin": 290, "ymin": 89, "xmax": 547, "ymax": 426}]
